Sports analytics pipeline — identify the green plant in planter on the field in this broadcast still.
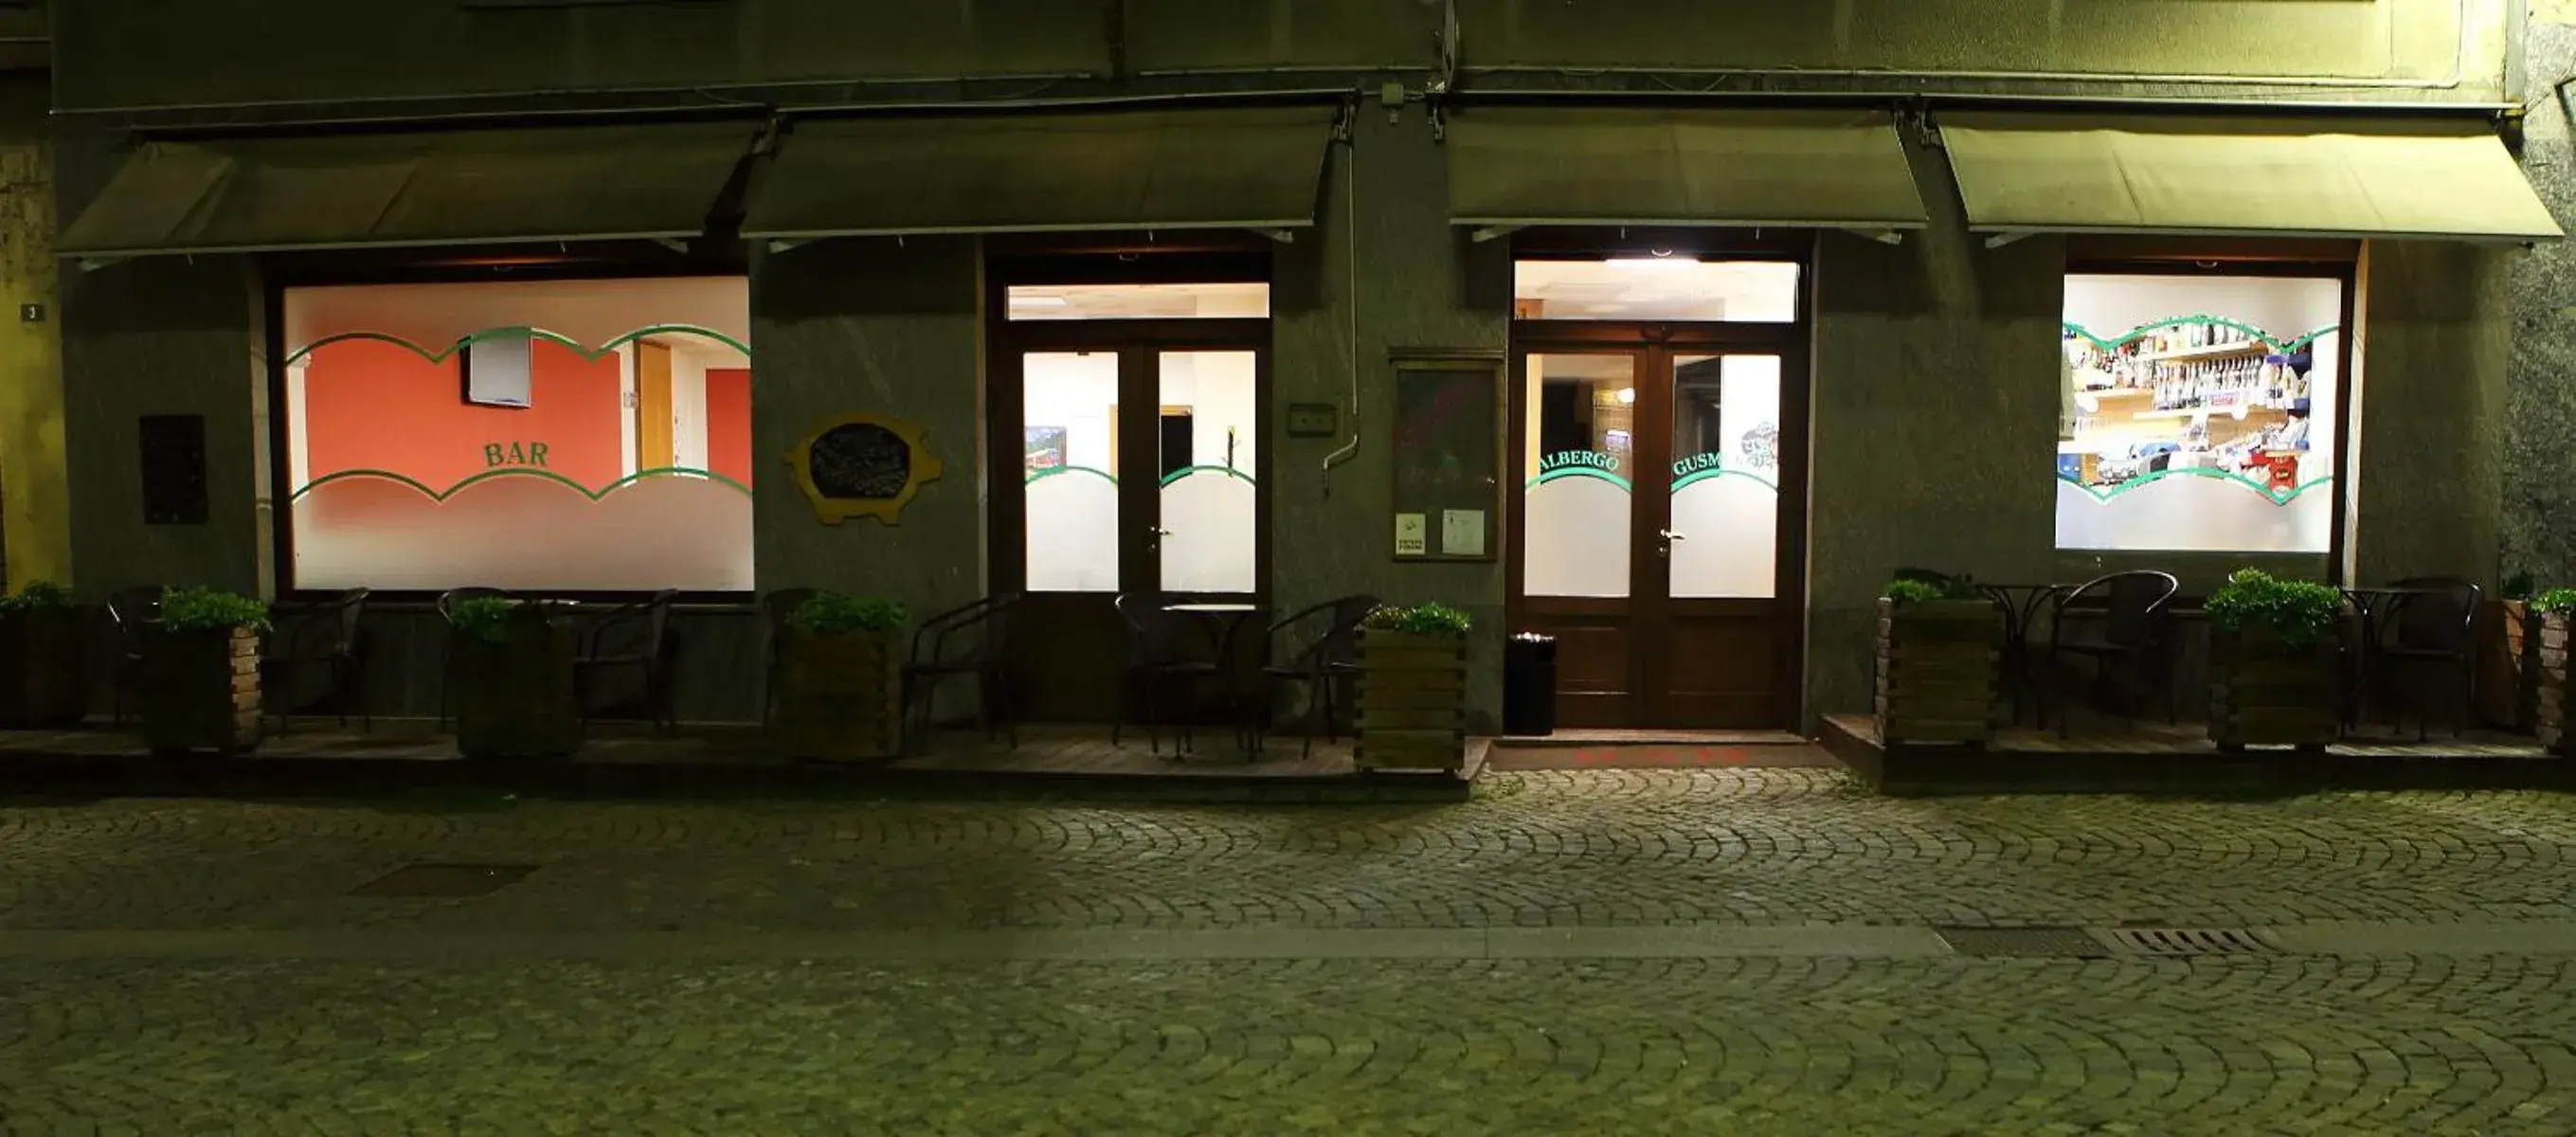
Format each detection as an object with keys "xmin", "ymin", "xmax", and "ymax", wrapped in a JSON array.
[
  {"xmin": 2531, "ymin": 587, "xmax": 2576, "ymax": 616},
  {"xmin": 0, "ymin": 580, "xmax": 83, "ymax": 726},
  {"xmin": 790, "ymin": 592, "xmax": 908, "ymax": 636},
  {"xmin": 447, "ymin": 596, "xmax": 532, "ymax": 643},
  {"xmin": 0, "ymin": 580, "xmax": 73, "ymax": 613},
  {"xmin": 1361, "ymin": 603, "xmax": 1473, "ymax": 637},
  {"xmin": 140, "ymin": 587, "xmax": 266, "ymax": 754},
  {"xmin": 2206, "ymin": 569, "xmax": 2343, "ymax": 650},
  {"xmin": 157, "ymin": 587, "xmax": 269, "ymax": 633}
]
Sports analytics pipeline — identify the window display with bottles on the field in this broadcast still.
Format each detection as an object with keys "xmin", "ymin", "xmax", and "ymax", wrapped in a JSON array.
[{"xmin": 2057, "ymin": 273, "xmax": 2343, "ymax": 554}]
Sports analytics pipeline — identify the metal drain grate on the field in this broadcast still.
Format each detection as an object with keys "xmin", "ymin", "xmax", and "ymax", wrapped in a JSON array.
[
  {"xmin": 1936, "ymin": 926, "xmax": 2113, "ymax": 958},
  {"xmin": 2106, "ymin": 927, "xmax": 2276, "ymax": 956},
  {"xmin": 351, "ymin": 863, "xmax": 537, "ymax": 898}
]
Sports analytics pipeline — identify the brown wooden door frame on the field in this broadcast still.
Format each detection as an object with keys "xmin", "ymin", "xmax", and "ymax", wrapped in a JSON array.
[
  {"xmin": 987, "ymin": 317, "xmax": 1273, "ymax": 721},
  {"xmin": 1506, "ymin": 320, "xmax": 1809, "ymax": 729}
]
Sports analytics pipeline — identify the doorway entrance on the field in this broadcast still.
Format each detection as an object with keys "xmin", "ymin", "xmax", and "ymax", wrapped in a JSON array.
[
  {"xmin": 987, "ymin": 267, "xmax": 1271, "ymax": 722},
  {"xmin": 1506, "ymin": 254, "xmax": 1810, "ymax": 730}
]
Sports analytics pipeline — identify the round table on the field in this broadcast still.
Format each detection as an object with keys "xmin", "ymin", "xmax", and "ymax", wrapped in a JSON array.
[{"xmin": 1162, "ymin": 603, "xmax": 1263, "ymax": 754}]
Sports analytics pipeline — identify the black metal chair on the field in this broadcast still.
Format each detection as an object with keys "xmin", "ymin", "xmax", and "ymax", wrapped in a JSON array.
[
  {"xmin": 1111, "ymin": 592, "xmax": 1224, "ymax": 757},
  {"xmin": 261, "ymin": 587, "xmax": 371, "ymax": 733},
  {"xmin": 759, "ymin": 587, "xmax": 820, "ymax": 728},
  {"xmin": 901, "ymin": 593, "xmax": 1022, "ymax": 752},
  {"xmin": 574, "ymin": 589, "xmax": 680, "ymax": 733},
  {"xmin": 107, "ymin": 585, "xmax": 163, "ymax": 726},
  {"xmin": 1250, "ymin": 593, "xmax": 1380, "ymax": 759},
  {"xmin": 434, "ymin": 587, "xmax": 509, "ymax": 730},
  {"xmin": 2370, "ymin": 576, "xmax": 2482, "ymax": 740},
  {"xmin": 2046, "ymin": 569, "xmax": 2180, "ymax": 736}
]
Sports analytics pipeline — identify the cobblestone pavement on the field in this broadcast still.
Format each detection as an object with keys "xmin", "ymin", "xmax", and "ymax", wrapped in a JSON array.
[
  {"xmin": 4, "ymin": 771, "xmax": 2575, "ymax": 931},
  {"xmin": 5, "ymin": 955, "xmax": 2575, "ymax": 1134},
  {"xmin": 7, "ymin": 771, "xmax": 2576, "ymax": 1132}
]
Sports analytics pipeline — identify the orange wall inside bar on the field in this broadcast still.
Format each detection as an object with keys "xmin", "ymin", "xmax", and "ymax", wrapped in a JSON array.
[
  {"xmin": 300, "ymin": 340, "xmax": 754, "ymax": 492},
  {"xmin": 705, "ymin": 367, "xmax": 751, "ymax": 487}
]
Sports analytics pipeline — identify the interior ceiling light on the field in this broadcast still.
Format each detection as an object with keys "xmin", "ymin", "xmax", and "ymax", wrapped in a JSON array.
[
  {"xmin": 1015, "ymin": 295, "xmax": 1072, "ymax": 307},
  {"xmin": 1608, "ymin": 252, "xmax": 1702, "ymax": 270},
  {"xmin": 1617, "ymin": 387, "xmax": 1637, "ymax": 405}
]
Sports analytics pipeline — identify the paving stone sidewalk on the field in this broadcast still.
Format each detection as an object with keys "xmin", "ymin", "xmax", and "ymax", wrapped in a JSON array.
[
  {"xmin": 3, "ymin": 770, "xmax": 2573, "ymax": 933},
  {"xmin": 4, "ymin": 954, "xmax": 2574, "ymax": 1135}
]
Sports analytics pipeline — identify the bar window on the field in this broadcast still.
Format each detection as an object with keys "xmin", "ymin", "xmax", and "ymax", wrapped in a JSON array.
[
  {"xmin": 2058, "ymin": 273, "xmax": 2343, "ymax": 554},
  {"xmin": 282, "ymin": 277, "xmax": 754, "ymax": 591}
]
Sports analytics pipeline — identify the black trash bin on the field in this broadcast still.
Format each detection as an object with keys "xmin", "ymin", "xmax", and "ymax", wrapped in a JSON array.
[{"xmin": 1504, "ymin": 633, "xmax": 1558, "ymax": 737}]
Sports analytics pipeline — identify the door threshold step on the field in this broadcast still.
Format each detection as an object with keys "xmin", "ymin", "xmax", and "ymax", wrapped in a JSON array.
[{"xmin": 1498, "ymin": 730, "xmax": 1810, "ymax": 749}]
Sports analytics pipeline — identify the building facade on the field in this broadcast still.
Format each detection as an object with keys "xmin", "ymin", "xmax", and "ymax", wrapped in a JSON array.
[{"xmin": 34, "ymin": 0, "xmax": 2576, "ymax": 733}]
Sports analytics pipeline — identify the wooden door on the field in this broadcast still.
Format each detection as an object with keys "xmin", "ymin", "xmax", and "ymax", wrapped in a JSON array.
[
  {"xmin": 1509, "ymin": 339, "xmax": 1807, "ymax": 729},
  {"xmin": 634, "ymin": 339, "xmax": 675, "ymax": 470}
]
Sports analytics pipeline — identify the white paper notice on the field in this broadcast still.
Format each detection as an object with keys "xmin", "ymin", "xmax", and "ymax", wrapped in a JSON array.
[
  {"xmin": 1395, "ymin": 513, "xmax": 1429, "ymax": 556},
  {"xmin": 1441, "ymin": 509, "xmax": 1486, "ymax": 557}
]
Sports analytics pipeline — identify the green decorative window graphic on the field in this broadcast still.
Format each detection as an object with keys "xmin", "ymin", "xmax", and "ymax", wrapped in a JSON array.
[{"xmin": 2062, "ymin": 316, "xmax": 2339, "ymax": 355}]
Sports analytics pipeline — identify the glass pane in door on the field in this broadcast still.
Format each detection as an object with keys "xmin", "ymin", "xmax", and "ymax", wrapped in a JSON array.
[
  {"xmin": 1157, "ymin": 350, "xmax": 1259, "ymax": 594},
  {"xmin": 1522, "ymin": 353, "xmax": 1634, "ymax": 598},
  {"xmin": 1022, "ymin": 351, "xmax": 1121, "ymax": 592},
  {"xmin": 1667, "ymin": 354, "xmax": 1781, "ymax": 599}
]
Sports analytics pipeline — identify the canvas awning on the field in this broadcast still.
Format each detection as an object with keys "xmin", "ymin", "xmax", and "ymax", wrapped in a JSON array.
[
  {"xmin": 1445, "ymin": 107, "xmax": 1930, "ymax": 237},
  {"xmin": 743, "ymin": 105, "xmax": 1338, "ymax": 241},
  {"xmin": 58, "ymin": 120, "xmax": 762, "ymax": 261},
  {"xmin": 1939, "ymin": 112, "xmax": 2563, "ymax": 244}
]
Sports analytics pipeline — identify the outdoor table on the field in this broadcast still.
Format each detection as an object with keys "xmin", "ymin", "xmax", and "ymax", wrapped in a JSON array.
[
  {"xmin": 1974, "ymin": 583, "xmax": 2073, "ymax": 726},
  {"xmin": 1163, "ymin": 602, "xmax": 1263, "ymax": 753}
]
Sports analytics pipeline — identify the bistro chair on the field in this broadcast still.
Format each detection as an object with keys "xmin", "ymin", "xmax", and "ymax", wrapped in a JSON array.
[
  {"xmin": 574, "ymin": 589, "xmax": 681, "ymax": 733},
  {"xmin": 1249, "ymin": 593, "xmax": 1380, "ymax": 759},
  {"xmin": 900, "ymin": 592, "xmax": 1022, "ymax": 753},
  {"xmin": 1111, "ymin": 592, "xmax": 1223, "ymax": 758},
  {"xmin": 261, "ymin": 587, "xmax": 372, "ymax": 733},
  {"xmin": 2046, "ymin": 569, "xmax": 2180, "ymax": 737},
  {"xmin": 759, "ymin": 587, "xmax": 820, "ymax": 728},
  {"xmin": 107, "ymin": 585, "xmax": 164, "ymax": 726},
  {"xmin": 434, "ymin": 587, "xmax": 509, "ymax": 730},
  {"xmin": 2369, "ymin": 576, "xmax": 2482, "ymax": 740}
]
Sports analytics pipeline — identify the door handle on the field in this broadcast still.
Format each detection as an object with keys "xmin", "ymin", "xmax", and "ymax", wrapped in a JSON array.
[
  {"xmin": 1660, "ymin": 530, "xmax": 1686, "ymax": 541},
  {"xmin": 1149, "ymin": 527, "xmax": 1175, "ymax": 536}
]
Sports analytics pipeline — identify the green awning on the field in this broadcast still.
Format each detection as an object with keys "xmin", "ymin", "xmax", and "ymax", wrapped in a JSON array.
[
  {"xmin": 743, "ymin": 105, "xmax": 1338, "ymax": 240},
  {"xmin": 1941, "ymin": 113, "xmax": 2563, "ymax": 243},
  {"xmin": 59, "ymin": 121, "xmax": 761, "ymax": 259},
  {"xmin": 1447, "ymin": 107, "xmax": 1930, "ymax": 231}
]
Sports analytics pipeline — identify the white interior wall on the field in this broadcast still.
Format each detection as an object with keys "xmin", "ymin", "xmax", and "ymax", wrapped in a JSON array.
[
  {"xmin": 283, "ymin": 277, "xmax": 753, "ymax": 356},
  {"xmin": 671, "ymin": 346, "xmax": 711, "ymax": 473},
  {"xmin": 284, "ymin": 359, "xmax": 310, "ymax": 490},
  {"xmin": 616, "ymin": 343, "xmax": 639, "ymax": 478},
  {"xmin": 2063, "ymin": 275, "xmax": 2342, "ymax": 344},
  {"xmin": 1158, "ymin": 351, "xmax": 1259, "ymax": 476},
  {"xmin": 1024, "ymin": 352, "xmax": 1121, "ymax": 474}
]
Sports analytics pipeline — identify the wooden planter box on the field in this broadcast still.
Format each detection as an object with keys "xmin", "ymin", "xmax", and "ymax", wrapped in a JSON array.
[
  {"xmin": 2209, "ymin": 631, "xmax": 2341, "ymax": 751},
  {"xmin": 140, "ymin": 625, "xmax": 262, "ymax": 754},
  {"xmin": 2476, "ymin": 599, "xmax": 2536, "ymax": 730},
  {"xmin": 2536, "ymin": 611, "xmax": 2576, "ymax": 755},
  {"xmin": 454, "ymin": 610, "xmax": 580, "ymax": 761},
  {"xmin": 1355, "ymin": 629, "xmax": 1468, "ymax": 771},
  {"xmin": 0, "ymin": 607, "xmax": 87, "ymax": 727},
  {"xmin": 771, "ymin": 626, "xmax": 900, "ymax": 762},
  {"xmin": 1874, "ymin": 598, "xmax": 2001, "ymax": 746}
]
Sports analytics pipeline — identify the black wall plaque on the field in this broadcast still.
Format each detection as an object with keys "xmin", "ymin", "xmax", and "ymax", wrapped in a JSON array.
[
  {"xmin": 138, "ymin": 414, "xmax": 209, "ymax": 525},
  {"xmin": 806, "ymin": 422, "xmax": 912, "ymax": 500}
]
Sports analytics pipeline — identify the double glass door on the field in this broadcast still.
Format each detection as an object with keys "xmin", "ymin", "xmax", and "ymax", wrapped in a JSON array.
[
  {"xmin": 998, "ymin": 334, "xmax": 1268, "ymax": 721},
  {"xmin": 1512, "ymin": 342, "xmax": 1806, "ymax": 728}
]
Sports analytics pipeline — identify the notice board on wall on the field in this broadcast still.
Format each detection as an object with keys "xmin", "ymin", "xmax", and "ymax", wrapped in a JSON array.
[{"xmin": 1389, "ymin": 350, "xmax": 1504, "ymax": 562}]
